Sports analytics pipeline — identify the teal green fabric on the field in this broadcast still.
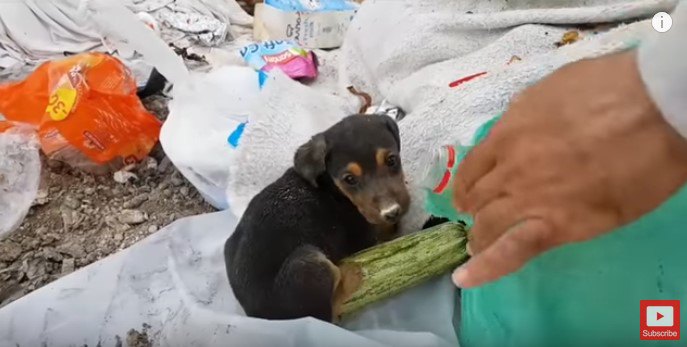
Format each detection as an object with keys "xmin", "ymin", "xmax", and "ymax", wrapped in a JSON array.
[
  {"xmin": 459, "ymin": 186, "xmax": 687, "ymax": 346},
  {"xmin": 457, "ymin": 113, "xmax": 687, "ymax": 346}
]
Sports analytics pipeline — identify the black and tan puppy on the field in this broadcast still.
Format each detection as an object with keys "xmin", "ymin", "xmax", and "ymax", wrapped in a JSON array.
[{"xmin": 224, "ymin": 114, "xmax": 411, "ymax": 322}]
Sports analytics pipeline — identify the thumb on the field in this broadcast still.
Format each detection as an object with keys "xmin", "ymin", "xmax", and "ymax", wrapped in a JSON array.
[{"xmin": 452, "ymin": 218, "xmax": 554, "ymax": 288}]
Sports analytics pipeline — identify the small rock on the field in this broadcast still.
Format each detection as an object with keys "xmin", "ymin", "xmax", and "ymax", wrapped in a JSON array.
[
  {"xmin": 61, "ymin": 258, "xmax": 75, "ymax": 275},
  {"xmin": 26, "ymin": 239, "xmax": 40, "ymax": 250},
  {"xmin": 158, "ymin": 157, "xmax": 173, "ymax": 173},
  {"xmin": 147, "ymin": 225, "xmax": 158, "ymax": 233},
  {"xmin": 114, "ymin": 170, "xmax": 138, "ymax": 184},
  {"xmin": 113, "ymin": 233, "xmax": 124, "ymax": 242},
  {"xmin": 46, "ymin": 159, "xmax": 63, "ymax": 170},
  {"xmin": 86, "ymin": 253, "xmax": 98, "ymax": 263},
  {"xmin": 33, "ymin": 188, "xmax": 50, "ymax": 206},
  {"xmin": 60, "ymin": 208, "xmax": 77, "ymax": 230},
  {"xmin": 179, "ymin": 186, "xmax": 189, "ymax": 197},
  {"xmin": 39, "ymin": 232, "xmax": 58, "ymax": 246},
  {"xmin": 42, "ymin": 247, "xmax": 63, "ymax": 262},
  {"xmin": 84, "ymin": 187, "xmax": 96, "ymax": 195},
  {"xmin": 123, "ymin": 194, "xmax": 149, "ymax": 209},
  {"xmin": 143, "ymin": 157, "xmax": 158, "ymax": 171},
  {"xmin": 170, "ymin": 176, "xmax": 183, "ymax": 187},
  {"xmin": 118, "ymin": 210, "xmax": 147, "ymax": 225},
  {"xmin": 158, "ymin": 181, "xmax": 170, "ymax": 190},
  {"xmin": 111, "ymin": 186, "xmax": 124, "ymax": 196},
  {"xmin": 26, "ymin": 260, "xmax": 46, "ymax": 280},
  {"xmin": 57, "ymin": 242, "xmax": 86, "ymax": 259},
  {"xmin": 63, "ymin": 196, "xmax": 80, "ymax": 210},
  {"xmin": 0, "ymin": 241, "xmax": 22, "ymax": 263},
  {"xmin": 162, "ymin": 189, "xmax": 172, "ymax": 197}
]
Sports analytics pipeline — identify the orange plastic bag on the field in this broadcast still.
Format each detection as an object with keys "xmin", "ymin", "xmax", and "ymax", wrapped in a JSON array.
[{"xmin": 0, "ymin": 53, "xmax": 161, "ymax": 171}]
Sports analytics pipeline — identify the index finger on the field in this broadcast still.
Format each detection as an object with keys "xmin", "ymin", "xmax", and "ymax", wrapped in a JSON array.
[
  {"xmin": 452, "ymin": 218, "xmax": 555, "ymax": 288},
  {"xmin": 453, "ymin": 139, "xmax": 497, "ymax": 211}
]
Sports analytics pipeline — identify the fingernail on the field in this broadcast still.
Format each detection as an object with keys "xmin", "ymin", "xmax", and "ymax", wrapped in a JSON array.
[
  {"xmin": 452, "ymin": 266, "xmax": 468, "ymax": 287},
  {"xmin": 466, "ymin": 242, "xmax": 474, "ymax": 256}
]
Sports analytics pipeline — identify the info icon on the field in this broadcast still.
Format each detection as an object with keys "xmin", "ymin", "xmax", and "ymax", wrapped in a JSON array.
[{"xmin": 640, "ymin": 300, "xmax": 680, "ymax": 340}]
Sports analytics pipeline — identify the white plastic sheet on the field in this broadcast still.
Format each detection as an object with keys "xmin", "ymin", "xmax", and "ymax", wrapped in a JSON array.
[
  {"xmin": 0, "ymin": 209, "xmax": 459, "ymax": 346},
  {"xmin": 160, "ymin": 66, "xmax": 260, "ymax": 209},
  {"xmin": 0, "ymin": 126, "xmax": 40, "ymax": 238}
]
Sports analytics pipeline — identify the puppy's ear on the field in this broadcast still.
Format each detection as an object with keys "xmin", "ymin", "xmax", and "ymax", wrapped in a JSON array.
[
  {"xmin": 294, "ymin": 134, "xmax": 327, "ymax": 187},
  {"xmin": 380, "ymin": 115, "xmax": 400, "ymax": 150}
]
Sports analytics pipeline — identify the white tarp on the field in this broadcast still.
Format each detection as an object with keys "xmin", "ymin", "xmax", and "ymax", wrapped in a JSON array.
[{"xmin": 0, "ymin": 209, "xmax": 459, "ymax": 347}]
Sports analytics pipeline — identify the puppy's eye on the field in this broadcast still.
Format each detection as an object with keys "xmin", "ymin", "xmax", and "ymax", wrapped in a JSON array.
[
  {"xmin": 385, "ymin": 154, "xmax": 399, "ymax": 167},
  {"xmin": 342, "ymin": 174, "xmax": 358, "ymax": 186}
]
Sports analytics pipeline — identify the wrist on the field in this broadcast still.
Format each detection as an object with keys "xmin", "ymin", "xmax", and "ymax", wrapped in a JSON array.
[{"xmin": 636, "ymin": 12, "xmax": 687, "ymax": 139}]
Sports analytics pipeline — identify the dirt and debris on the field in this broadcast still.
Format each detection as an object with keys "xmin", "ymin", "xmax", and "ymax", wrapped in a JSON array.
[
  {"xmin": 507, "ymin": 55, "xmax": 522, "ymax": 65},
  {"xmin": 0, "ymin": 95, "xmax": 216, "ymax": 309},
  {"xmin": 170, "ymin": 44, "xmax": 208, "ymax": 63},
  {"xmin": 126, "ymin": 323, "xmax": 154, "ymax": 347},
  {"xmin": 555, "ymin": 30, "xmax": 581, "ymax": 47}
]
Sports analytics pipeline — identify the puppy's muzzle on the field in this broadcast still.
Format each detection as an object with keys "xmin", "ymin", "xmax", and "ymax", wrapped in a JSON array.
[{"xmin": 380, "ymin": 203, "xmax": 402, "ymax": 223}]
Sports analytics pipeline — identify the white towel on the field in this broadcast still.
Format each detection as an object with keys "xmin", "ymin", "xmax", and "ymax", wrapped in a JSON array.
[{"xmin": 225, "ymin": 0, "xmax": 677, "ymax": 234}]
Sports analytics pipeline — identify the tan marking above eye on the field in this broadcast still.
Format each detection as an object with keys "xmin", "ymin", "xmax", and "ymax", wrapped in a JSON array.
[
  {"xmin": 347, "ymin": 162, "xmax": 363, "ymax": 177},
  {"xmin": 376, "ymin": 148, "xmax": 390, "ymax": 168}
]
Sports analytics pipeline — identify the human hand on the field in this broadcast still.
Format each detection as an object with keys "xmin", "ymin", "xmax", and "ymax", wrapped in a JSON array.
[{"xmin": 452, "ymin": 51, "xmax": 687, "ymax": 288}]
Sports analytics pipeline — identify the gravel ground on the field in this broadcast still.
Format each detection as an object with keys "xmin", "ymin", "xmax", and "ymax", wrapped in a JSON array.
[
  {"xmin": 0, "ymin": 2, "xmax": 255, "ymax": 343},
  {"xmin": 0, "ymin": 95, "xmax": 216, "ymax": 309}
]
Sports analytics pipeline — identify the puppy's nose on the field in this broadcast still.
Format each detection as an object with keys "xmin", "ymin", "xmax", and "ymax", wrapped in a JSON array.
[{"xmin": 381, "ymin": 204, "xmax": 402, "ymax": 223}]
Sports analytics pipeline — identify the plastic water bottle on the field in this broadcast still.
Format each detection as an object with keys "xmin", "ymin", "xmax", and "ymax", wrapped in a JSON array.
[
  {"xmin": 420, "ymin": 115, "xmax": 502, "ymax": 224},
  {"xmin": 420, "ymin": 142, "xmax": 474, "ymax": 225}
]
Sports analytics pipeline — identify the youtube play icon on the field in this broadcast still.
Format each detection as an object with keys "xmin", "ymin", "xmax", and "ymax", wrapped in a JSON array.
[{"xmin": 641, "ymin": 300, "xmax": 680, "ymax": 340}]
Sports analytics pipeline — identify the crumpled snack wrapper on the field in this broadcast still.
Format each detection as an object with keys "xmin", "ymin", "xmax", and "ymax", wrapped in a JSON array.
[{"xmin": 241, "ymin": 40, "xmax": 318, "ymax": 84}]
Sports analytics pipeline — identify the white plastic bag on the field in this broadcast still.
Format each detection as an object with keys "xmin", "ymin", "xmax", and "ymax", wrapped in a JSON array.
[
  {"xmin": 0, "ymin": 126, "xmax": 41, "ymax": 238},
  {"xmin": 160, "ymin": 66, "xmax": 261, "ymax": 209}
]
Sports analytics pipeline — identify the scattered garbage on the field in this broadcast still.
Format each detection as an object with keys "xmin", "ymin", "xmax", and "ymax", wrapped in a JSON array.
[
  {"xmin": 253, "ymin": 0, "xmax": 359, "ymax": 48},
  {"xmin": 160, "ymin": 66, "xmax": 261, "ymax": 209},
  {"xmin": 89, "ymin": 0, "xmax": 190, "ymax": 87},
  {"xmin": 347, "ymin": 86, "xmax": 373, "ymax": 113},
  {"xmin": 157, "ymin": 6, "xmax": 229, "ymax": 47},
  {"xmin": 365, "ymin": 100, "xmax": 406, "ymax": 122},
  {"xmin": 241, "ymin": 40, "xmax": 318, "ymax": 85},
  {"xmin": 0, "ymin": 53, "xmax": 162, "ymax": 173},
  {"xmin": 0, "ymin": 0, "xmax": 251, "ymax": 70},
  {"xmin": 0, "ymin": 125, "xmax": 41, "ymax": 239}
]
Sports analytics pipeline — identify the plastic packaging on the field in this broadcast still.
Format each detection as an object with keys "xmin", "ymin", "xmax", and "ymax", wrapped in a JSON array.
[
  {"xmin": 420, "ymin": 143, "xmax": 473, "ymax": 225},
  {"xmin": 264, "ymin": 0, "xmax": 358, "ymax": 12},
  {"xmin": 253, "ymin": 1, "xmax": 359, "ymax": 49},
  {"xmin": 160, "ymin": 66, "xmax": 261, "ymax": 209},
  {"xmin": 421, "ymin": 115, "xmax": 501, "ymax": 224},
  {"xmin": 241, "ymin": 40, "xmax": 319, "ymax": 84},
  {"xmin": 0, "ymin": 53, "xmax": 162, "ymax": 173},
  {"xmin": 0, "ymin": 125, "xmax": 41, "ymax": 239}
]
